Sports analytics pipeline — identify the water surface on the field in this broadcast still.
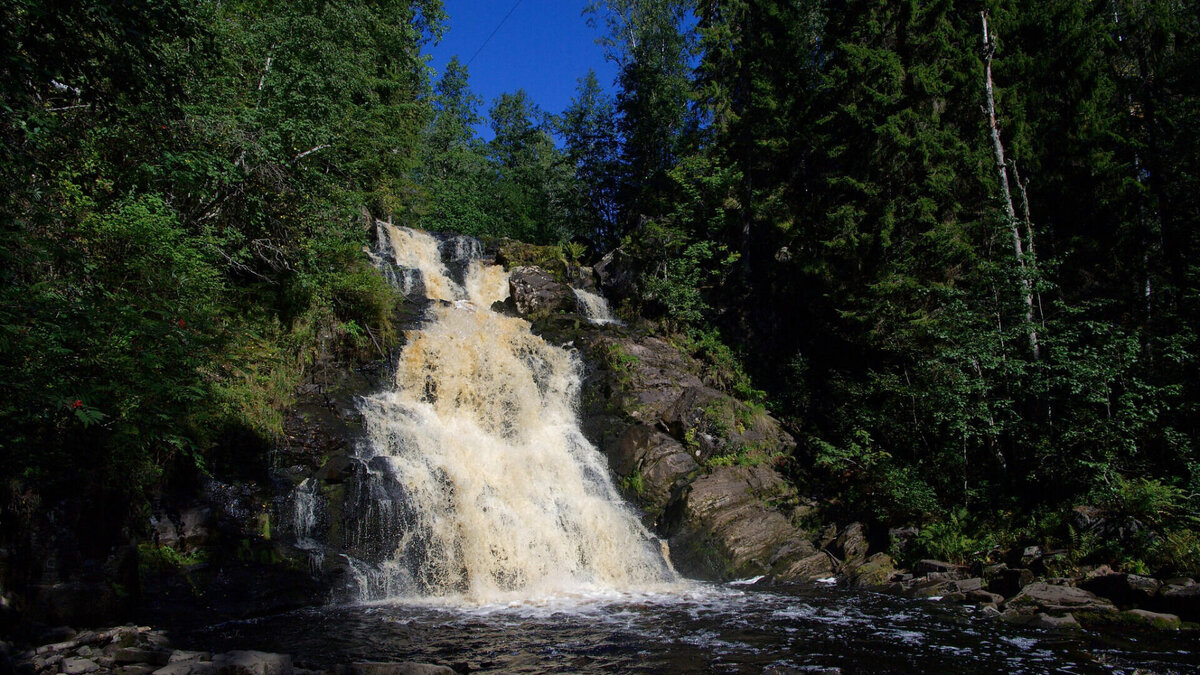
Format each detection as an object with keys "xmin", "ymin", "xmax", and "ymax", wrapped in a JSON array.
[{"xmin": 185, "ymin": 582, "xmax": 1199, "ymax": 673}]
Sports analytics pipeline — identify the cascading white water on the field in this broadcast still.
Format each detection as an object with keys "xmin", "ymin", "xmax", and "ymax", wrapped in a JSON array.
[
  {"xmin": 573, "ymin": 288, "xmax": 622, "ymax": 326},
  {"xmin": 353, "ymin": 224, "xmax": 675, "ymax": 603}
]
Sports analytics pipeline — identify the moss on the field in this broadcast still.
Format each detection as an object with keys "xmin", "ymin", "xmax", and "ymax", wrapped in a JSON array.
[{"xmin": 138, "ymin": 542, "xmax": 209, "ymax": 571}]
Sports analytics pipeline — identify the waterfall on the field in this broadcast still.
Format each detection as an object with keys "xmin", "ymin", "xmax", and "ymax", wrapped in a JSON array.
[
  {"xmin": 348, "ymin": 224, "xmax": 675, "ymax": 603},
  {"xmin": 573, "ymin": 288, "xmax": 621, "ymax": 326}
]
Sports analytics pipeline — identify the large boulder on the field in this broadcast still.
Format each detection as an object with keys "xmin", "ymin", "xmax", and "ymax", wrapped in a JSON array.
[
  {"xmin": 1080, "ymin": 572, "xmax": 1162, "ymax": 608},
  {"xmin": 663, "ymin": 466, "xmax": 817, "ymax": 580},
  {"xmin": 507, "ymin": 266, "xmax": 577, "ymax": 320},
  {"xmin": 1005, "ymin": 582, "xmax": 1117, "ymax": 616},
  {"xmin": 593, "ymin": 247, "xmax": 638, "ymax": 300}
]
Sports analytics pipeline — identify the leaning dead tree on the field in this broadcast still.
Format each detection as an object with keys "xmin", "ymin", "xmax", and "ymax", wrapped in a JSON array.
[{"xmin": 981, "ymin": 10, "xmax": 1039, "ymax": 360}]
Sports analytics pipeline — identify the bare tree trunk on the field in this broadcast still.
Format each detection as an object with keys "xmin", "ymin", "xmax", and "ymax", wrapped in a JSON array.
[
  {"xmin": 981, "ymin": 11, "xmax": 1038, "ymax": 360},
  {"xmin": 1011, "ymin": 160, "xmax": 1045, "ymax": 328}
]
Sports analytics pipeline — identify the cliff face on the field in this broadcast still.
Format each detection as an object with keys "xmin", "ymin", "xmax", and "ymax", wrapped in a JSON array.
[{"xmin": 504, "ymin": 258, "xmax": 835, "ymax": 582}]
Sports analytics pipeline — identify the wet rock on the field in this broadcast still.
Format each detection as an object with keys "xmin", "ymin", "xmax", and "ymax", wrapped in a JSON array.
[
  {"xmin": 1006, "ymin": 582, "xmax": 1116, "ymax": 615},
  {"xmin": 508, "ymin": 267, "xmax": 576, "ymax": 320},
  {"xmin": 980, "ymin": 605, "xmax": 1002, "ymax": 619},
  {"xmin": 315, "ymin": 455, "xmax": 356, "ymax": 485},
  {"xmin": 850, "ymin": 553, "xmax": 896, "ymax": 588}
]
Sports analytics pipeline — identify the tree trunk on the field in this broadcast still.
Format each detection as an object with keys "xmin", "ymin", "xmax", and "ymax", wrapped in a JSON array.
[{"xmin": 981, "ymin": 11, "xmax": 1038, "ymax": 360}]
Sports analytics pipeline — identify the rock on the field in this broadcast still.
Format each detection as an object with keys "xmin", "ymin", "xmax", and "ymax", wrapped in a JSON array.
[
  {"xmin": 850, "ymin": 553, "xmax": 896, "ymax": 588},
  {"xmin": 1019, "ymin": 546, "xmax": 1042, "ymax": 568},
  {"xmin": 154, "ymin": 662, "xmax": 215, "ymax": 675},
  {"xmin": 63, "ymin": 657, "xmax": 101, "ymax": 674},
  {"xmin": 966, "ymin": 589, "xmax": 1005, "ymax": 605},
  {"xmin": 210, "ymin": 651, "xmax": 292, "ymax": 675},
  {"xmin": 1032, "ymin": 612, "xmax": 1080, "ymax": 629},
  {"xmin": 914, "ymin": 560, "xmax": 967, "ymax": 578},
  {"xmin": 611, "ymin": 425, "xmax": 698, "ymax": 514},
  {"xmin": 178, "ymin": 508, "xmax": 213, "ymax": 550},
  {"xmin": 1124, "ymin": 609, "xmax": 1182, "ymax": 629},
  {"xmin": 1006, "ymin": 582, "xmax": 1117, "ymax": 615},
  {"xmin": 665, "ymin": 466, "xmax": 812, "ymax": 580},
  {"xmin": 834, "ymin": 523, "xmax": 869, "ymax": 568},
  {"xmin": 953, "ymin": 577, "xmax": 984, "ymax": 594},
  {"xmin": 508, "ymin": 267, "xmax": 576, "ymax": 319},
  {"xmin": 775, "ymin": 552, "xmax": 835, "ymax": 581},
  {"xmin": 316, "ymin": 455, "xmax": 356, "ymax": 484},
  {"xmin": 170, "ymin": 651, "xmax": 212, "ymax": 663},
  {"xmin": 593, "ymin": 247, "xmax": 637, "ymax": 300},
  {"xmin": 343, "ymin": 663, "xmax": 456, "ymax": 675},
  {"xmin": 988, "ymin": 567, "xmax": 1034, "ymax": 598},
  {"xmin": 980, "ymin": 605, "xmax": 1002, "ymax": 619},
  {"xmin": 115, "ymin": 648, "xmax": 172, "ymax": 666},
  {"xmin": 1080, "ymin": 573, "xmax": 1161, "ymax": 608},
  {"xmin": 151, "ymin": 514, "xmax": 181, "ymax": 548},
  {"xmin": 1157, "ymin": 579, "xmax": 1200, "ymax": 621},
  {"xmin": 887, "ymin": 527, "xmax": 919, "ymax": 559}
]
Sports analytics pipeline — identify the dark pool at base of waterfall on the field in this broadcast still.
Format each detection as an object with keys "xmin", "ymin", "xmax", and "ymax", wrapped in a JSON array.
[{"xmin": 178, "ymin": 582, "xmax": 1198, "ymax": 674}]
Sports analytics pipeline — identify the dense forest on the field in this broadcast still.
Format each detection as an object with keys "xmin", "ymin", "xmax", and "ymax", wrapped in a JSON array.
[{"xmin": 2, "ymin": 0, "xmax": 1198, "ymax": 592}]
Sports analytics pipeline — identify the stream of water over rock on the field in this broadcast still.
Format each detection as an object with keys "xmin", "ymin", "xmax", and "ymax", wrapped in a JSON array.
[
  {"xmin": 192, "ymin": 226, "xmax": 1196, "ymax": 673},
  {"xmin": 348, "ymin": 225, "xmax": 674, "ymax": 602}
]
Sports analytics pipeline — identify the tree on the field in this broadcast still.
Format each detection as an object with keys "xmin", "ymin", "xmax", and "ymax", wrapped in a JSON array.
[{"xmin": 559, "ymin": 70, "xmax": 622, "ymax": 247}]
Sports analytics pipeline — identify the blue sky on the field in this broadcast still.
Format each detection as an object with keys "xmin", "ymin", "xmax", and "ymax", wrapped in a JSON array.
[{"xmin": 424, "ymin": 0, "xmax": 618, "ymax": 139}]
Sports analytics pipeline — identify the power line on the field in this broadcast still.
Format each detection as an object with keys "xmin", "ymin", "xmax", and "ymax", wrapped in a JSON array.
[{"xmin": 466, "ymin": 0, "xmax": 523, "ymax": 67}]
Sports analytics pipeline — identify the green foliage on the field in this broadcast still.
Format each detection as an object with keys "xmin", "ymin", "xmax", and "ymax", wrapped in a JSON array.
[
  {"xmin": 1, "ymin": 0, "xmax": 433, "ymax": 514},
  {"xmin": 620, "ymin": 470, "xmax": 646, "ymax": 496},
  {"xmin": 1094, "ymin": 475, "xmax": 1186, "ymax": 528},
  {"xmin": 138, "ymin": 543, "xmax": 209, "ymax": 571},
  {"xmin": 912, "ymin": 508, "xmax": 990, "ymax": 565},
  {"xmin": 812, "ymin": 430, "xmax": 939, "ymax": 523}
]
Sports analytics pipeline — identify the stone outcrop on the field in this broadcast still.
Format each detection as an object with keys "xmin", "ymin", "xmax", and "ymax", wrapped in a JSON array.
[
  {"xmin": 664, "ymin": 466, "xmax": 826, "ymax": 580},
  {"xmin": 507, "ymin": 266, "xmax": 577, "ymax": 320}
]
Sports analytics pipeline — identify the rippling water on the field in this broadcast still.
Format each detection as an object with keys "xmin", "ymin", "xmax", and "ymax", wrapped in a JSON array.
[{"xmin": 181, "ymin": 582, "xmax": 1198, "ymax": 673}]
